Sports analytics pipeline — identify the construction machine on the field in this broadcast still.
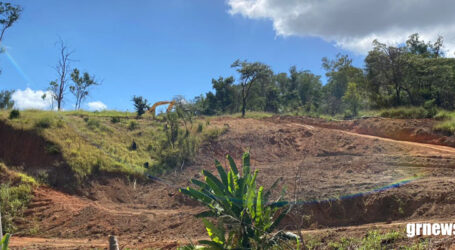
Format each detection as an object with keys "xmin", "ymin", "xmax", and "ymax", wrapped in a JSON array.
[{"xmin": 148, "ymin": 100, "xmax": 176, "ymax": 118}]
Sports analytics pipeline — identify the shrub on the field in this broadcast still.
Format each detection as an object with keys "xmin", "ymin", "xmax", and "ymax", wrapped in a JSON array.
[
  {"xmin": 8, "ymin": 109, "xmax": 20, "ymax": 119},
  {"xmin": 34, "ymin": 117, "xmax": 53, "ymax": 129},
  {"xmin": 128, "ymin": 120, "xmax": 139, "ymax": 130},
  {"xmin": 343, "ymin": 109, "xmax": 354, "ymax": 120},
  {"xmin": 45, "ymin": 142, "xmax": 61, "ymax": 154},
  {"xmin": 197, "ymin": 123, "xmax": 203, "ymax": 133},
  {"xmin": 111, "ymin": 116, "xmax": 121, "ymax": 123},
  {"xmin": 56, "ymin": 118, "xmax": 65, "ymax": 128},
  {"xmin": 0, "ymin": 183, "xmax": 33, "ymax": 233},
  {"xmin": 86, "ymin": 118, "xmax": 101, "ymax": 130},
  {"xmin": 179, "ymin": 152, "xmax": 295, "ymax": 249}
]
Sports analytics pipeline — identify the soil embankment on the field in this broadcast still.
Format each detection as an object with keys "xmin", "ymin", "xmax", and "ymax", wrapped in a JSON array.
[{"xmin": 5, "ymin": 116, "xmax": 455, "ymax": 249}]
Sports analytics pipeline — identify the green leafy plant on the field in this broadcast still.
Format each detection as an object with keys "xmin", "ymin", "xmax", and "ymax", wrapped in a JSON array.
[
  {"xmin": 179, "ymin": 152, "xmax": 295, "ymax": 249},
  {"xmin": 1, "ymin": 233, "xmax": 10, "ymax": 250}
]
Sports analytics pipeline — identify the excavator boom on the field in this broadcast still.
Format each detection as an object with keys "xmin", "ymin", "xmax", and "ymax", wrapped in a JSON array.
[{"xmin": 148, "ymin": 100, "xmax": 175, "ymax": 117}]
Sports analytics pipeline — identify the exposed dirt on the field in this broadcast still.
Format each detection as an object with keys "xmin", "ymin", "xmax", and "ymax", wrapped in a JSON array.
[
  {"xmin": 5, "ymin": 116, "xmax": 455, "ymax": 249},
  {"xmin": 0, "ymin": 121, "xmax": 77, "ymax": 191}
]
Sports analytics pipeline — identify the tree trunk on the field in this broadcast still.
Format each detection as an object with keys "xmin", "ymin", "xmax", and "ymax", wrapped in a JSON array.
[
  {"xmin": 395, "ymin": 85, "xmax": 401, "ymax": 106},
  {"xmin": 241, "ymin": 83, "xmax": 246, "ymax": 118},
  {"xmin": 241, "ymin": 98, "xmax": 246, "ymax": 118}
]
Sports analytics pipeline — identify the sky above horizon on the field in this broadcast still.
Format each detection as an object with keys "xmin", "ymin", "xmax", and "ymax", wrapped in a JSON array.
[{"xmin": 2, "ymin": 0, "xmax": 455, "ymax": 111}]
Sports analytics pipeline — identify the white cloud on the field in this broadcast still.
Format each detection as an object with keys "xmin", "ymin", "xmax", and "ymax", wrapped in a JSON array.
[
  {"xmin": 87, "ymin": 101, "xmax": 107, "ymax": 111},
  {"xmin": 12, "ymin": 88, "xmax": 53, "ymax": 110},
  {"xmin": 228, "ymin": 0, "xmax": 455, "ymax": 55}
]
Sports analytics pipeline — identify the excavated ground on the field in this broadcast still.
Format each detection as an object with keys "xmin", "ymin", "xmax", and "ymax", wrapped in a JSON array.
[{"xmin": 6, "ymin": 116, "xmax": 455, "ymax": 249}]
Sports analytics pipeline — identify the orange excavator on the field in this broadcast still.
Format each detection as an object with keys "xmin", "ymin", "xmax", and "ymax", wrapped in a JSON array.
[{"xmin": 147, "ymin": 100, "xmax": 176, "ymax": 118}]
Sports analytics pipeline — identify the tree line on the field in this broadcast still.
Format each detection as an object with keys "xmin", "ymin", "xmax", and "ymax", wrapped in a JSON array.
[{"xmin": 185, "ymin": 33, "xmax": 455, "ymax": 118}]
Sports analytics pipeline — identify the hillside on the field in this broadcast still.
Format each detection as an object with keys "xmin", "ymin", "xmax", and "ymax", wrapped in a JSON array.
[
  {"xmin": 1, "ymin": 111, "xmax": 455, "ymax": 248},
  {"xmin": 0, "ymin": 110, "xmax": 226, "ymax": 192}
]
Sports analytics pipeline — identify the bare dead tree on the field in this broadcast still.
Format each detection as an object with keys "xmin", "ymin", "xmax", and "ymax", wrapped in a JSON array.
[{"xmin": 49, "ymin": 38, "xmax": 73, "ymax": 111}]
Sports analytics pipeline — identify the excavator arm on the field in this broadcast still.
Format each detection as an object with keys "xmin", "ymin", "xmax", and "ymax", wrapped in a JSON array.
[{"xmin": 148, "ymin": 100, "xmax": 176, "ymax": 117}]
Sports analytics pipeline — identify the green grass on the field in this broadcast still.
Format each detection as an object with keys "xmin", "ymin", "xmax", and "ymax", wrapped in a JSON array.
[
  {"xmin": 305, "ymin": 229, "xmax": 427, "ymax": 250},
  {"xmin": 0, "ymin": 163, "xmax": 36, "ymax": 234},
  {"xmin": 0, "ymin": 110, "xmax": 222, "ymax": 186},
  {"xmin": 433, "ymin": 110, "xmax": 455, "ymax": 135},
  {"xmin": 379, "ymin": 106, "xmax": 434, "ymax": 119}
]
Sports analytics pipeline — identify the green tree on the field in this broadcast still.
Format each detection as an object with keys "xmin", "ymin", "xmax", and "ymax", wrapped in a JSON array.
[
  {"xmin": 342, "ymin": 82, "xmax": 362, "ymax": 116},
  {"xmin": 132, "ymin": 96, "xmax": 149, "ymax": 117},
  {"xmin": 365, "ymin": 34, "xmax": 455, "ymax": 109},
  {"xmin": 212, "ymin": 76, "xmax": 237, "ymax": 113},
  {"xmin": 0, "ymin": 2, "xmax": 22, "ymax": 77},
  {"xmin": 0, "ymin": 90, "xmax": 13, "ymax": 109},
  {"xmin": 322, "ymin": 54, "xmax": 364, "ymax": 114},
  {"xmin": 231, "ymin": 60, "xmax": 272, "ymax": 117},
  {"xmin": 0, "ymin": 2, "xmax": 22, "ymax": 43},
  {"xmin": 69, "ymin": 68, "xmax": 99, "ymax": 110},
  {"xmin": 264, "ymin": 84, "xmax": 280, "ymax": 113}
]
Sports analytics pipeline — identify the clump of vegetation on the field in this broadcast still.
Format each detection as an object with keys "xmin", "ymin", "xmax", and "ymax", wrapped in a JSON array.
[
  {"xmin": 86, "ymin": 118, "xmax": 100, "ymax": 129},
  {"xmin": 196, "ymin": 122, "xmax": 203, "ymax": 133},
  {"xmin": 379, "ymin": 107, "xmax": 433, "ymax": 119},
  {"xmin": 179, "ymin": 152, "xmax": 295, "ymax": 249},
  {"xmin": 111, "ymin": 116, "xmax": 121, "ymax": 123},
  {"xmin": 434, "ymin": 120, "xmax": 455, "ymax": 135},
  {"xmin": 128, "ymin": 120, "xmax": 139, "ymax": 130},
  {"xmin": 433, "ymin": 110, "xmax": 455, "ymax": 135},
  {"xmin": 0, "ymin": 164, "xmax": 36, "ymax": 234},
  {"xmin": 149, "ymin": 112, "xmax": 197, "ymax": 172},
  {"xmin": 34, "ymin": 116, "xmax": 54, "ymax": 129},
  {"xmin": 308, "ymin": 229, "xmax": 427, "ymax": 249},
  {"xmin": 8, "ymin": 109, "xmax": 19, "ymax": 119},
  {"xmin": 0, "ymin": 183, "xmax": 33, "ymax": 233}
]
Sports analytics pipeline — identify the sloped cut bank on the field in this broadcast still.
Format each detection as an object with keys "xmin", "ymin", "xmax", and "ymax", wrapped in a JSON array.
[{"xmin": 0, "ymin": 120, "xmax": 77, "ymax": 192}]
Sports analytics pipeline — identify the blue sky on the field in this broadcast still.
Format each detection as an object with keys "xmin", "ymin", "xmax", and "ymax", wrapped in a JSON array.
[{"xmin": 1, "ymin": 0, "xmax": 369, "ymax": 111}]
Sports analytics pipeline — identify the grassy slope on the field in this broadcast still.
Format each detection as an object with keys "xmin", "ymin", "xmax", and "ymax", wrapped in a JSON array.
[
  {"xmin": 0, "ymin": 163, "xmax": 37, "ymax": 233},
  {"xmin": 0, "ymin": 110, "xmax": 224, "ymax": 183}
]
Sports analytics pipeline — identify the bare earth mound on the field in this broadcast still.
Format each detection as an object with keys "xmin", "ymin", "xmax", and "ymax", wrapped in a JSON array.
[{"xmin": 8, "ymin": 116, "xmax": 455, "ymax": 249}]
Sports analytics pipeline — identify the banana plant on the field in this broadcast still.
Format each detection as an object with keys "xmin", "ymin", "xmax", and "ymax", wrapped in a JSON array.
[
  {"xmin": 179, "ymin": 152, "xmax": 291, "ymax": 249},
  {"xmin": 1, "ymin": 233, "xmax": 10, "ymax": 250}
]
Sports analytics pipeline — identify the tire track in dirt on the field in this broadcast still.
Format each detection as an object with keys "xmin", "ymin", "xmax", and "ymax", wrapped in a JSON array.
[{"xmin": 290, "ymin": 122, "xmax": 455, "ymax": 155}]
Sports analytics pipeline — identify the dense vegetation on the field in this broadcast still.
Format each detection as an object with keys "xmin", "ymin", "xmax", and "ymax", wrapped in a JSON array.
[{"xmin": 188, "ymin": 34, "xmax": 455, "ymax": 120}]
